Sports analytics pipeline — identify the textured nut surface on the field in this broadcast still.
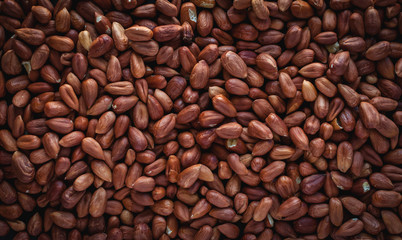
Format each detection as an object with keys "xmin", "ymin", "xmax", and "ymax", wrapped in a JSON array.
[{"xmin": 0, "ymin": 0, "xmax": 401, "ymax": 239}]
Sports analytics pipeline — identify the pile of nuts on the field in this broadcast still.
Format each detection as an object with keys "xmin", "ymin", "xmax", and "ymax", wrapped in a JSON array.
[{"xmin": 0, "ymin": 0, "xmax": 401, "ymax": 239}]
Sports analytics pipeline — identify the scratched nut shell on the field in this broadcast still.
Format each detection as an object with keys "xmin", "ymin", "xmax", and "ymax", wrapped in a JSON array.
[
  {"xmin": 12, "ymin": 151, "xmax": 35, "ymax": 184},
  {"xmin": 221, "ymin": 51, "xmax": 248, "ymax": 79},
  {"xmin": 359, "ymin": 102, "xmax": 380, "ymax": 129},
  {"xmin": 89, "ymin": 34, "xmax": 114, "ymax": 57},
  {"xmin": 46, "ymin": 36, "xmax": 75, "ymax": 52},
  {"xmin": 15, "ymin": 28, "xmax": 46, "ymax": 45},
  {"xmin": 337, "ymin": 141, "xmax": 353, "ymax": 173},
  {"xmin": 248, "ymin": 120, "xmax": 273, "ymax": 140},
  {"xmin": 216, "ymin": 122, "xmax": 242, "ymax": 139},
  {"xmin": 153, "ymin": 24, "xmax": 183, "ymax": 42},
  {"xmin": 81, "ymin": 137, "xmax": 105, "ymax": 160},
  {"xmin": 125, "ymin": 25, "xmax": 153, "ymax": 41},
  {"xmin": 190, "ymin": 60, "xmax": 210, "ymax": 90},
  {"xmin": 260, "ymin": 161, "xmax": 286, "ymax": 182},
  {"xmin": 50, "ymin": 211, "xmax": 77, "ymax": 229},
  {"xmin": 365, "ymin": 41, "xmax": 391, "ymax": 61}
]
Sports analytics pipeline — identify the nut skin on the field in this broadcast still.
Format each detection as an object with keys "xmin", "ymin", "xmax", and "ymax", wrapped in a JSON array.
[{"xmin": 0, "ymin": 0, "xmax": 401, "ymax": 238}]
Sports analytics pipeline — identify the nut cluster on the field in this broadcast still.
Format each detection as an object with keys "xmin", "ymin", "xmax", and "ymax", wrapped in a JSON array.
[{"xmin": 0, "ymin": 0, "xmax": 402, "ymax": 239}]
